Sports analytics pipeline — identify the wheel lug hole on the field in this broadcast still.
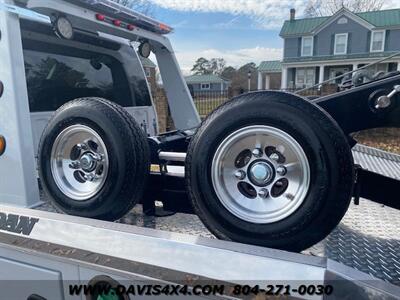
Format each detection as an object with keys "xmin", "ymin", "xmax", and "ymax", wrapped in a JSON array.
[
  {"xmin": 252, "ymin": 148, "xmax": 262, "ymax": 158},
  {"xmin": 271, "ymin": 178, "xmax": 289, "ymax": 198},
  {"xmin": 276, "ymin": 166, "xmax": 287, "ymax": 176},
  {"xmin": 234, "ymin": 170, "xmax": 246, "ymax": 180},
  {"xmin": 258, "ymin": 188, "xmax": 269, "ymax": 199}
]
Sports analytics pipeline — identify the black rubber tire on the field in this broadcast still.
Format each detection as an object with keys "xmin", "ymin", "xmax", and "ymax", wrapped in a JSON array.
[
  {"xmin": 38, "ymin": 97, "xmax": 150, "ymax": 221},
  {"xmin": 186, "ymin": 91, "xmax": 354, "ymax": 252}
]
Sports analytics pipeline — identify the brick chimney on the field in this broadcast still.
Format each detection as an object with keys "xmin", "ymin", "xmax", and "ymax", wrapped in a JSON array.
[{"xmin": 290, "ymin": 8, "xmax": 296, "ymax": 21}]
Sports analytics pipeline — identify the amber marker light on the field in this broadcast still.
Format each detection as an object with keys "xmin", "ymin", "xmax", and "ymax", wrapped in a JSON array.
[{"xmin": 0, "ymin": 136, "xmax": 6, "ymax": 156}]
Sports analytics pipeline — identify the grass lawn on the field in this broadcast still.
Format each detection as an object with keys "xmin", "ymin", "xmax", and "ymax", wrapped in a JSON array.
[{"xmin": 353, "ymin": 128, "xmax": 400, "ymax": 155}]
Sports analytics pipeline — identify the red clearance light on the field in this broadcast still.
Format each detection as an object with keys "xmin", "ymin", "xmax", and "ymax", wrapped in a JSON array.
[
  {"xmin": 159, "ymin": 23, "xmax": 171, "ymax": 32},
  {"xmin": 95, "ymin": 14, "xmax": 105, "ymax": 21},
  {"xmin": 127, "ymin": 24, "xmax": 135, "ymax": 31},
  {"xmin": 113, "ymin": 19, "xmax": 122, "ymax": 27}
]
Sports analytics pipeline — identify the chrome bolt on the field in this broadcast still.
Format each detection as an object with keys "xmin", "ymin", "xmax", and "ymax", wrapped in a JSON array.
[
  {"xmin": 84, "ymin": 173, "xmax": 96, "ymax": 182},
  {"xmin": 375, "ymin": 85, "xmax": 400, "ymax": 109},
  {"xmin": 234, "ymin": 170, "xmax": 246, "ymax": 180},
  {"xmin": 93, "ymin": 153, "xmax": 103, "ymax": 161},
  {"xmin": 252, "ymin": 148, "xmax": 262, "ymax": 158},
  {"xmin": 269, "ymin": 153, "xmax": 279, "ymax": 161},
  {"xmin": 375, "ymin": 96, "xmax": 391, "ymax": 109},
  {"xmin": 276, "ymin": 166, "xmax": 287, "ymax": 176},
  {"xmin": 69, "ymin": 161, "xmax": 80, "ymax": 169},
  {"xmin": 77, "ymin": 143, "xmax": 88, "ymax": 151},
  {"xmin": 258, "ymin": 188, "xmax": 269, "ymax": 199}
]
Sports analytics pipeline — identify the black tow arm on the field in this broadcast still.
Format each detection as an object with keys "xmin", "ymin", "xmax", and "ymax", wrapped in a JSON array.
[
  {"xmin": 315, "ymin": 74, "xmax": 400, "ymax": 135},
  {"xmin": 314, "ymin": 75, "xmax": 400, "ymax": 207}
]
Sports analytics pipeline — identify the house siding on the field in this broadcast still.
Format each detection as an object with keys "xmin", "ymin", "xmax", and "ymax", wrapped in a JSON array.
[
  {"xmin": 283, "ymin": 16, "xmax": 400, "ymax": 59},
  {"xmin": 386, "ymin": 29, "xmax": 400, "ymax": 51},
  {"xmin": 284, "ymin": 37, "xmax": 300, "ymax": 58},
  {"xmin": 189, "ymin": 82, "xmax": 229, "ymax": 92},
  {"xmin": 316, "ymin": 16, "xmax": 370, "ymax": 56}
]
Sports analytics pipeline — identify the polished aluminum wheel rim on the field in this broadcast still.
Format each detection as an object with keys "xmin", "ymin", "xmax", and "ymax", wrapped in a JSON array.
[
  {"xmin": 51, "ymin": 125, "xmax": 109, "ymax": 201},
  {"xmin": 211, "ymin": 125, "xmax": 310, "ymax": 224}
]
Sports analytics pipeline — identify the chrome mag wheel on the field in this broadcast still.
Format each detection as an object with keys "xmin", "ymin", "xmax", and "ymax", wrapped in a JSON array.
[
  {"xmin": 51, "ymin": 124, "xmax": 109, "ymax": 201},
  {"xmin": 211, "ymin": 125, "xmax": 310, "ymax": 224}
]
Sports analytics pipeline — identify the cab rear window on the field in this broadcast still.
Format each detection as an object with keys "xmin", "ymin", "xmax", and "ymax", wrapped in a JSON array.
[{"xmin": 24, "ymin": 49, "xmax": 133, "ymax": 112}]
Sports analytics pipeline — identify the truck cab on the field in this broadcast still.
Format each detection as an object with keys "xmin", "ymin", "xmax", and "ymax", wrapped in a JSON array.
[{"xmin": 21, "ymin": 18, "xmax": 157, "ymax": 154}]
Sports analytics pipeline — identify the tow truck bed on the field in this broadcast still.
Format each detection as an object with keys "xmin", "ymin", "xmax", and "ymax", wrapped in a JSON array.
[
  {"xmin": 0, "ymin": 199, "xmax": 399, "ymax": 299},
  {"xmin": 1, "ymin": 1, "xmax": 400, "ymax": 298},
  {"xmin": 34, "ymin": 144, "xmax": 400, "ymax": 287}
]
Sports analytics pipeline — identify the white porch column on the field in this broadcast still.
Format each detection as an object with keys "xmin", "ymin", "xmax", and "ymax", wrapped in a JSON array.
[
  {"xmin": 319, "ymin": 65, "xmax": 325, "ymax": 84},
  {"xmin": 257, "ymin": 71, "xmax": 263, "ymax": 90},
  {"xmin": 353, "ymin": 63, "xmax": 358, "ymax": 71},
  {"xmin": 265, "ymin": 74, "xmax": 271, "ymax": 90},
  {"xmin": 397, "ymin": 62, "xmax": 400, "ymax": 71},
  {"xmin": 281, "ymin": 67, "xmax": 288, "ymax": 90}
]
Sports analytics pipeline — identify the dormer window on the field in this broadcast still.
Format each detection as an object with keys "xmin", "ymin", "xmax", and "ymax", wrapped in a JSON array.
[
  {"xmin": 334, "ymin": 33, "xmax": 348, "ymax": 55},
  {"xmin": 301, "ymin": 36, "xmax": 313, "ymax": 57},
  {"xmin": 370, "ymin": 30, "xmax": 385, "ymax": 52}
]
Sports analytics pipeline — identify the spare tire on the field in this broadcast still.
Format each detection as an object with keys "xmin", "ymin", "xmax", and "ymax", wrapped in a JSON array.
[
  {"xmin": 38, "ymin": 97, "xmax": 150, "ymax": 221},
  {"xmin": 186, "ymin": 91, "xmax": 354, "ymax": 252}
]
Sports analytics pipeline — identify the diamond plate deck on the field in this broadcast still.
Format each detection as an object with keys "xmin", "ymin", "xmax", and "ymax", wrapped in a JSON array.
[{"xmin": 37, "ymin": 144, "xmax": 400, "ymax": 286}]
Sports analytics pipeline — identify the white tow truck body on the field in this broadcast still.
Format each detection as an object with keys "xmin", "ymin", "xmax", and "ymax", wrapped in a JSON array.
[{"xmin": 0, "ymin": 1, "xmax": 399, "ymax": 299}]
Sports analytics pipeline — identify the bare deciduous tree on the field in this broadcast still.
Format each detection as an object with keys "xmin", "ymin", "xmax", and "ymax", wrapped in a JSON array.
[
  {"xmin": 191, "ymin": 58, "xmax": 227, "ymax": 75},
  {"xmin": 111, "ymin": 0, "xmax": 154, "ymax": 16},
  {"xmin": 209, "ymin": 58, "xmax": 227, "ymax": 76},
  {"xmin": 304, "ymin": 0, "xmax": 385, "ymax": 17}
]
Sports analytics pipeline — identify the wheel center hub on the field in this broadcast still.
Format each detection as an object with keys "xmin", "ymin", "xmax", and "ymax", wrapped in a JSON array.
[
  {"xmin": 248, "ymin": 161, "xmax": 274, "ymax": 186},
  {"xmin": 80, "ymin": 153, "xmax": 96, "ymax": 172}
]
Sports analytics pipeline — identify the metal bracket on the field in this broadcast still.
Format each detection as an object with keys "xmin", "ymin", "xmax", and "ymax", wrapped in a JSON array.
[
  {"xmin": 375, "ymin": 84, "xmax": 400, "ymax": 109},
  {"xmin": 315, "ymin": 74, "xmax": 400, "ymax": 134},
  {"xmin": 0, "ymin": 2, "xmax": 50, "ymax": 24},
  {"xmin": 356, "ymin": 168, "xmax": 400, "ymax": 210},
  {"xmin": 353, "ymin": 164, "xmax": 362, "ymax": 205}
]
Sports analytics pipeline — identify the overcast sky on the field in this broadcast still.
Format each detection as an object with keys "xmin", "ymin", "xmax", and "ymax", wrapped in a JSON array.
[{"xmin": 143, "ymin": 0, "xmax": 400, "ymax": 74}]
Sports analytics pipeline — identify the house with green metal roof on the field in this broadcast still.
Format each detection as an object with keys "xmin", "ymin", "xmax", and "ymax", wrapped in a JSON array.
[
  {"xmin": 257, "ymin": 60, "xmax": 282, "ymax": 90},
  {"xmin": 279, "ymin": 7, "xmax": 400, "ymax": 90},
  {"xmin": 185, "ymin": 74, "xmax": 231, "ymax": 93}
]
